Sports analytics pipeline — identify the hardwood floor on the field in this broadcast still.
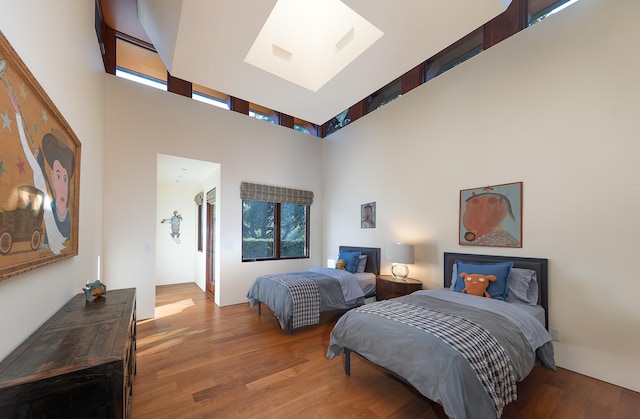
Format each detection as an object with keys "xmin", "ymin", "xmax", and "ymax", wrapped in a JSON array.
[{"xmin": 131, "ymin": 283, "xmax": 640, "ymax": 418}]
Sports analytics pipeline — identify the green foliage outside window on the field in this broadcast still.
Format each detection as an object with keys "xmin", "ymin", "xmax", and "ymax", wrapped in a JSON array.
[
  {"xmin": 242, "ymin": 200, "xmax": 308, "ymax": 260},
  {"xmin": 280, "ymin": 203, "xmax": 307, "ymax": 258}
]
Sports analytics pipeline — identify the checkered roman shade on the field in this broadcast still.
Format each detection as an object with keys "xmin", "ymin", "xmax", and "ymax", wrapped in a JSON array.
[{"xmin": 240, "ymin": 182, "xmax": 314, "ymax": 206}]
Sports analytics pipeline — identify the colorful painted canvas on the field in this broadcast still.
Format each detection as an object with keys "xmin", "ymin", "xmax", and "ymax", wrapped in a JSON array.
[
  {"xmin": 0, "ymin": 32, "xmax": 81, "ymax": 281},
  {"xmin": 459, "ymin": 182, "xmax": 522, "ymax": 248}
]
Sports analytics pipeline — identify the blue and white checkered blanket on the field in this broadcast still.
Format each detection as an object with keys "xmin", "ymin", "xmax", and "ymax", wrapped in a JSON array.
[
  {"xmin": 355, "ymin": 300, "xmax": 517, "ymax": 416},
  {"xmin": 268, "ymin": 273, "xmax": 320, "ymax": 329}
]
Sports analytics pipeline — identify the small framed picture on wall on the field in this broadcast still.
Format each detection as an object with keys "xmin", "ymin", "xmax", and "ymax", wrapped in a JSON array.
[{"xmin": 361, "ymin": 202, "xmax": 376, "ymax": 229}]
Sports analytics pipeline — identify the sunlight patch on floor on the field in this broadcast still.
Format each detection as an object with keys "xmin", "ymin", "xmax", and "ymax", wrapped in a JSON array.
[
  {"xmin": 137, "ymin": 327, "xmax": 190, "ymax": 346},
  {"xmin": 139, "ymin": 298, "xmax": 196, "ymax": 324}
]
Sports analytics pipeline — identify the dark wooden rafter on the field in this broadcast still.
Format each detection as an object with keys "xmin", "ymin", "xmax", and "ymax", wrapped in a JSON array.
[
  {"xmin": 97, "ymin": 0, "xmax": 565, "ymax": 138},
  {"xmin": 167, "ymin": 73, "xmax": 192, "ymax": 98},
  {"xmin": 100, "ymin": 24, "xmax": 116, "ymax": 75},
  {"xmin": 484, "ymin": 0, "xmax": 529, "ymax": 49},
  {"xmin": 401, "ymin": 63, "xmax": 425, "ymax": 94},
  {"xmin": 348, "ymin": 100, "xmax": 367, "ymax": 124},
  {"xmin": 230, "ymin": 97, "xmax": 250, "ymax": 115},
  {"xmin": 279, "ymin": 113, "xmax": 294, "ymax": 129}
]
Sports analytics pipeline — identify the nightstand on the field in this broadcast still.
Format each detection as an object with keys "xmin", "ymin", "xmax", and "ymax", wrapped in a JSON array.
[{"xmin": 376, "ymin": 275, "xmax": 422, "ymax": 300}]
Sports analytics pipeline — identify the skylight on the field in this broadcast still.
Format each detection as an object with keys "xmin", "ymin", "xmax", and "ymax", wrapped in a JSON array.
[{"xmin": 244, "ymin": 0, "xmax": 383, "ymax": 92}]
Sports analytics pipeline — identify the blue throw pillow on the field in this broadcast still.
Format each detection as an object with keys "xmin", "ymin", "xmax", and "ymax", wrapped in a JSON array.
[
  {"xmin": 338, "ymin": 251, "xmax": 361, "ymax": 273},
  {"xmin": 453, "ymin": 260, "xmax": 513, "ymax": 301}
]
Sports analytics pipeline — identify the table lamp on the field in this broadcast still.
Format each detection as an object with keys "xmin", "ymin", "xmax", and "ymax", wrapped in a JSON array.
[{"xmin": 385, "ymin": 243, "xmax": 414, "ymax": 280}]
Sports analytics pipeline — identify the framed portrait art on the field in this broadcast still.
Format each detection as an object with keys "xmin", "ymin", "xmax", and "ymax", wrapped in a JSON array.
[
  {"xmin": 361, "ymin": 202, "xmax": 376, "ymax": 229},
  {"xmin": 0, "ymin": 32, "xmax": 81, "ymax": 281},
  {"xmin": 459, "ymin": 182, "xmax": 522, "ymax": 248}
]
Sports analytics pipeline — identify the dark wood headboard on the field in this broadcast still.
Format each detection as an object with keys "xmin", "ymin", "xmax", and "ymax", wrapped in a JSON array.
[
  {"xmin": 339, "ymin": 246, "xmax": 381, "ymax": 276},
  {"xmin": 444, "ymin": 252, "xmax": 549, "ymax": 328}
]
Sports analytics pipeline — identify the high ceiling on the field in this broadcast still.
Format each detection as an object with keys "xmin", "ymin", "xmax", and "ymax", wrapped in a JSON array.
[{"xmin": 99, "ymin": 0, "xmax": 512, "ymax": 125}]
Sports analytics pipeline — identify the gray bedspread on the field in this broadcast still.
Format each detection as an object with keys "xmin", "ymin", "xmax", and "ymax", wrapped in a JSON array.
[
  {"xmin": 327, "ymin": 289, "xmax": 556, "ymax": 419},
  {"xmin": 247, "ymin": 268, "xmax": 365, "ymax": 330}
]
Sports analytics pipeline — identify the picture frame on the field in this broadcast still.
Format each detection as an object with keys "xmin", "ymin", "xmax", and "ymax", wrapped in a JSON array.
[
  {"xmin": 0, "ymin": 32, "xmax": 81, "ymax": 281},
  {"xmin": 459, "ymin": 182, "xmax": 522, "ymax": 248},
  {"xmin": 361, "ymin": 202, "xmax": 376, "ymax": 229}
]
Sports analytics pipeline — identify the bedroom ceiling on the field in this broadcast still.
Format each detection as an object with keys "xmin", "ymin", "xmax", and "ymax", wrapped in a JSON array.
[
  {"xmin": 156, "ymin": 154, "xmax": 218, "ymax": 186},
  {"xmin": 100, "ymin": 0, "xmax": 512, "ymax": 126}
]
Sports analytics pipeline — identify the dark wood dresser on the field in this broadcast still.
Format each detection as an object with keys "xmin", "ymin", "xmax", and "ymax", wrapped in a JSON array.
[
  {"xmin": 376, "ymin": 275, "xmax": 422, "ymax": 300},
  {"xmin": 0, "ymin": 288, "xmax": 136, "ymax": 418}
]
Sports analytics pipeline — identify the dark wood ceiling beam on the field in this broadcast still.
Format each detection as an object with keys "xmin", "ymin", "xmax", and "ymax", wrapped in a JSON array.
[
  {"xmin": 230, "ymin": 97, "xmax": 250, "ymax": 115},
  {"xmin": 279, "ymin": 113, "xmax": 294, "ymax": 129},
  {"xmin": 483, "ymin": 0, "xmax": 528, "ymax": 49},
  {"xmin": 167, "ymin": 73, "xmax": 192, "ymax": 98},
  {"xmin": 401, "ymin": 63, "xmax": 425, "ymax": 94},
  {"xmin": 100, "ymin": 23, "xmax": 116, "ymax": 75}
]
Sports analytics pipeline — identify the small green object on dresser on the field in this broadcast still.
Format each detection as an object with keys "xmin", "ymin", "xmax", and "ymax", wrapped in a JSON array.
[{"xmin": 83, "ymin": 279, "xmax": 107, "ymax": 301}]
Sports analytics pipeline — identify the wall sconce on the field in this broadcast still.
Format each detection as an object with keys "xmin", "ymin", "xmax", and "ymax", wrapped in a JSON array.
[{"xmin": 385, "ymin": 243, "xmax": 414, "ymax": 281}]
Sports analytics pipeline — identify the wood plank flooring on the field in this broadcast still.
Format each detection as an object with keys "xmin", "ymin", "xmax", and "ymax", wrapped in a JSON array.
[{"xmin": 131, "ymin": 283, "xmax": 640, "ymax": 418}]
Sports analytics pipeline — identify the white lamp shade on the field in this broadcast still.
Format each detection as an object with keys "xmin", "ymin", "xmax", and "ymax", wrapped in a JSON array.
[{"xmin": 385, "ymin": 243, "xmax": 414, "ymax": 264}]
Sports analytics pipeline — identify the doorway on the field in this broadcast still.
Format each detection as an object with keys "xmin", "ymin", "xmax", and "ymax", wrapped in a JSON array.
[{"xmin": 205, "ymin": 189, "xmax": 216, "ymax": 300}]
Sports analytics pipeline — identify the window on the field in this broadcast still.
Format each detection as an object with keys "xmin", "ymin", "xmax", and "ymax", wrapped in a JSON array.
[
  {"xmin": 193, "ymin": 93, "xmax": 230, "ymax": 109},
  {"xmin": 530, "ymin": 0, "xmax": 582, "ymax": 25},
  {"xmin": 249, "ymin": 103, "xmax": 278, "ymax": 124},
  {"xmin": 192, "ymin": 83, "xmax": 230, "ymax": 110},
  {"xmin": 280, "ymin": 203, "xmax": 308, "ymax": 257},
  {"xmin": 293, "ymin": 118, "xmax": 318, "ymax": 136},
  {"xmin": 107, "ymin": 37, "xmax": 322, "ymax": 139},
  {"xmin": 115, "ymin": 38, "xmax": 167, "ymax": 91},
  {"xmin": 367, "ymin": 79, "xmax": 402, "ymax": 113},
  {"xmin": 293, "ymin": 124, "xmax": 310, "ymax": 135},
  {"xmin": 425, "ymin": 28, "xmax": 483, "ymax": 81},
  {"xmin": 240, "ymin": 182, "xmax": 313, "ymax": 261},
  {"xmin": 116, "ymin": 68, "xmax": 167, "ymax": 91},
  {"xmin": 325, "ymin": 108, "xmax": 351, "ymax": 135}
]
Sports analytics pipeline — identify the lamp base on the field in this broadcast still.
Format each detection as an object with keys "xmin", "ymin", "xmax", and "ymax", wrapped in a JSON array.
[{"xmin": 391, "ymin": 263, "xmax": 409, "ymax": 281}]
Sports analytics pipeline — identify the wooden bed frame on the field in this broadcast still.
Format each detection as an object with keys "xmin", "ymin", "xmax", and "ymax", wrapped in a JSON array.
[{"xmin": 443, "ymin": 252, "xmax": 549, "ymax": 329}]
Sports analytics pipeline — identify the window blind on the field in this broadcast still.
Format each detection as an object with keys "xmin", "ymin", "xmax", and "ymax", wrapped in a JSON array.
[{"xmin": 240, "ymin": 182, "xmax": 313, "ymax": 206}]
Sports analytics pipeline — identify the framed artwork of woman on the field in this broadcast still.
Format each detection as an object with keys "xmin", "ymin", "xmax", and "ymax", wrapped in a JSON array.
[{"xmin": 0, "ymin": 32, "xmax": 81, "ymax": 281}]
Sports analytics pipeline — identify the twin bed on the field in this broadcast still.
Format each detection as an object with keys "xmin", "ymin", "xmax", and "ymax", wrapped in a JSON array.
[
  {"xmin": 327, "ymin": 252, "xmax": 555, "ymax": 419},
  {"xmin": 246, "ymin": 246, "xmax": 380, "ymax": 334},
  {"xmin": 247, "ymin": 250, "xmax": 555, "ymax": 418}
]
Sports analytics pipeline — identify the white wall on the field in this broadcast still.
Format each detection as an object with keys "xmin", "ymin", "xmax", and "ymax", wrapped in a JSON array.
[
  {"xmin": 322, "ymin": 0, "xmax": 640, "ymax": 392},
  {"xmin": 3, "ymin": 0, "xmax": 635, "ymax": 396},
  {"xmin": 103, "ymin": 79, "xmax": 324, "ymax": 319},
  {"xmin": 0, "ymin": 1, "xmax": 105, "ymax": 359},
  {"xmin": 155, "ymin": 182, "xmax": 197, "ymax": 285}
]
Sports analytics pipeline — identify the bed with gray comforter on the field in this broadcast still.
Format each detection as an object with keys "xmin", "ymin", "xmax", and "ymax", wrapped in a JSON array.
[
  {"xmin": 327, "ymin": 252, "xmax": 555, "ymax": 419},
  {"xmin": 247, "ymin": 246, "xmax": 381, "ymax": 334},
  {"xmin": 247, "ymin": 268, "xmax": 369, "ymax": 331}
]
